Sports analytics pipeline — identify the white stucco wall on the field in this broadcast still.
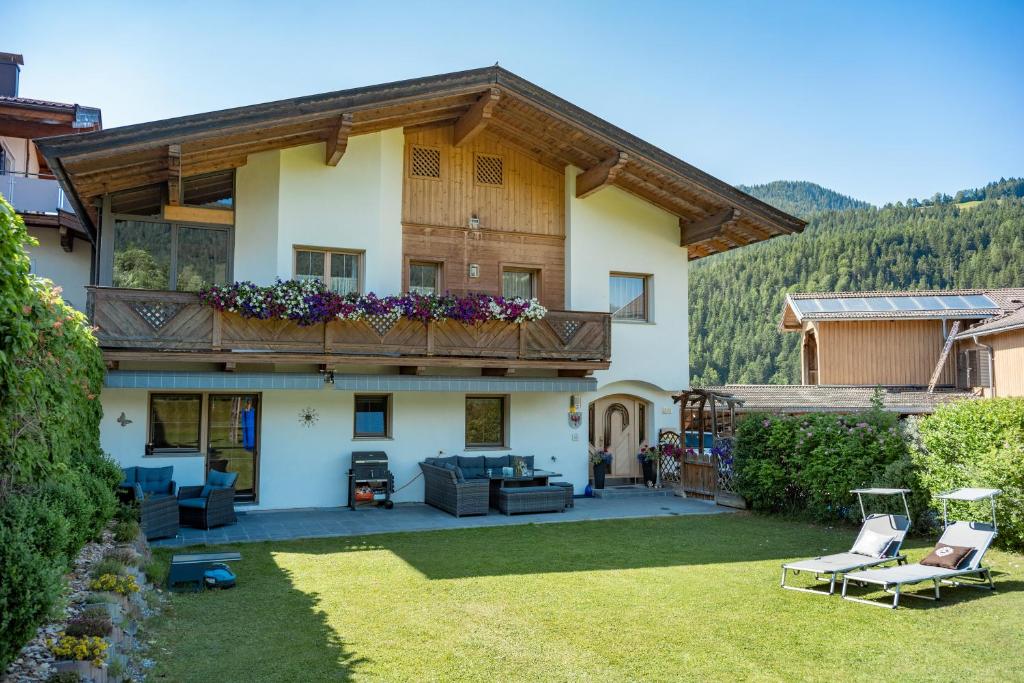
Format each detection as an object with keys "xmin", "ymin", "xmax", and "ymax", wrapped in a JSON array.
[
  {"xmin": 26, "ymin": 226, "xmax": 91, "ymax": 311},
  {"xmin": 565, "ymin": 167, "xmax": 689, "ymax": 393},
  {"xmin": 233, "ymin": 150, "xmax": 281, "ymax": 283},
  {"xmin": 100, "ymin": 388, "xmax": 587, "ymax": 510}
]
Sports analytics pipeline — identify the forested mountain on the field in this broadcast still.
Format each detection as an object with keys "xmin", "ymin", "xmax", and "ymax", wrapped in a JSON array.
[
  {"xmin": 689, "ymin": 182, "xmax": 1024, "ymax": 385},
  {"xmin": 737, "ymin": 181, "xmax": 871, "ymax": 217}
]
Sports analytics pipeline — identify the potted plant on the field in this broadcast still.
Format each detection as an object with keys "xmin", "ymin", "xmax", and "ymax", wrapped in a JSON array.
[
  {"xmin": 637, "ymin": 443, "xmax": 659, "ymax": 488},
  {"xmin": 48, "ymin": 633, "xmax": 109, "ymax": 683},
  {"xmin": 589, "ymin": 448, "xmax": 612, "ymax": 489}
]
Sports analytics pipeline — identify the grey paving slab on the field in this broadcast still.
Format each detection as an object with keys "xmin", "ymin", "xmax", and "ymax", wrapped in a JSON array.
[{"xmin": 153, "ymin": 496, "xmax": 732, "ymax": 548}]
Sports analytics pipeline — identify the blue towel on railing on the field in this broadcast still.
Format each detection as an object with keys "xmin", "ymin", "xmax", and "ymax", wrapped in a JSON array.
[{"xmin": 242, "ymin": 407, "xmax": 256, "ymax": 450}]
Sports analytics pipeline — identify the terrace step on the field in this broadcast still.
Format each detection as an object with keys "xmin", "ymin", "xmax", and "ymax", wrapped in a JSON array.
[{"xmin": 592, "ymin": 485, "xmax": 677, "ymax": 499}]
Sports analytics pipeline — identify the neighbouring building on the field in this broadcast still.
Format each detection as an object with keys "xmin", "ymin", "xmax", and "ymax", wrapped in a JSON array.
[
  {"xmin": 710, "ymin": 288, "xmax": 1024, "ymax": 415},
  {"xmin": 0, "ymin": 51, "xmax": 101, "ymax": 310},
  {"xmin": 36, "ymin": 66, "xmax": 804, "ymax": 509}
]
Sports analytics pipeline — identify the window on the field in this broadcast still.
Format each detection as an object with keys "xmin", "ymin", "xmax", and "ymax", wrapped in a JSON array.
[
  {"xmin": 294, "ymin": 248, "xmax": 361, "ymax": 295},
  {"xmin": 609, "ymin": 273, "xmax": 649, "ymax": 322},
  {"xmin": 149, "ymin": 394, "xmax": 202, "ymax": 452},
  {"xmin": 475, "ymin": 153, "xmax": 504, "ymax": 186},
  {"xmin": 112, "ymin": 220, "xmax": 230, "ymax": 291},
  {"xmin": 465, "ymin": 396, "xmax": 506, "ymax": 448},
  {"xmin": 0, "ymin": 144, "xmax": 7, "ymax": 175},
  {"xmin": 354, "ymin": 395, "xmax": 391, "ymax": 438},
  {"xmin": 409, "ymin": 262, "xmax": 441, "ymax": 296},
  {"xmin": 502, "ymin": 269, "xmax": 536, "ymax": 300},
  {"xmin": 410, "ymin": 146, "xmax": 441, "ymax": 179},
  {"xmin": 182, "ymin": 170, "xmax": 234, "ymax": 210}
]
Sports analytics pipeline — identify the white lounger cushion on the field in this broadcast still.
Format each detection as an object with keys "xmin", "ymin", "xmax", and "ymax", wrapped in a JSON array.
[{"xmin": 851, "ymin": 529, "xmax": 895, "ymax": 558}]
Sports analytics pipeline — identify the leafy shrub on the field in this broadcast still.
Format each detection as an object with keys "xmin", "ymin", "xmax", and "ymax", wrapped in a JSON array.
[
  {"xmin": 114, "ymin": 502, "xmax": 139, "ymax": 524},
  {"xmin": 113, "ymin": 519, "xmax": 140, "ymax": 544},
  {"xmin": 0, "ymin": 198, "xmax": 118, "ymax": 668},
  {"xmin": 733, "ymin": 397, "xmax": 922, "ymax": 524},
  {"xmin": 911, "ymin": 398, "xmax": 1024, "ymax": 550},
  {"xmin": 64, "ymin": 612, "xmax": 112, "ymax": 638},
  {"xmin": 143, "ymin": 558, "xmax": 169, "ymax": 587}
]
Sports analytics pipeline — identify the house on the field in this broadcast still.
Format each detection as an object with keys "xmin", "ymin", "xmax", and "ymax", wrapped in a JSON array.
[
  {"xmin": 0, "ymin": 52, "xmax": 101, "ymax": 311},
  {"xmin": 36, "ymin": 66, "xmax": 803, "ymax": 509},
  {"xmin": 708, "ymin": 288, "xmax": 1024, "ymax": 416}
]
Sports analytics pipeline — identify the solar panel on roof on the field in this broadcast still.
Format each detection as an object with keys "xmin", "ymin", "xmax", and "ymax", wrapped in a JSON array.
[
  {"xmin": 792, "ymin": 293, "xmax": 1002, "ymax": 319},
  {"xmin": 962, "ymin": 295, "xmax": 999, "ymax": 309}
]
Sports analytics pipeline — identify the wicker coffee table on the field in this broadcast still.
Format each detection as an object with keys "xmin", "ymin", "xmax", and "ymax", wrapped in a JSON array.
[{"xmin": 497, "ymin": 486, "xmax": 567, "ymax": 515}]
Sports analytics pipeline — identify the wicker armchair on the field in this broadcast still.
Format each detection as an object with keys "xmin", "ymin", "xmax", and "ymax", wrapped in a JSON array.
[
  {"xmin": 178, "ymin": 470, "xmax": 239, "ymax": 529},
  {"xmin": 419, "ymin": 462, "xmax": 489, "ymax": 517},
  {"xmin": 120, "ymin": 466, "xmax": 179, "ymax": 540}
]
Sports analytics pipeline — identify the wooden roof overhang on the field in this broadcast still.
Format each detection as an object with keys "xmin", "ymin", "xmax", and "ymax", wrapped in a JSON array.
[{"xmin": 36, "ymin": 66, "xmax": 805, "ymax": 256}]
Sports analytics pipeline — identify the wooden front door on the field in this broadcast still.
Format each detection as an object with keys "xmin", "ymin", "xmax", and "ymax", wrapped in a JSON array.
[{"xmin": 591, "ymin": 395, "xmax": 643, "ymax": 479}]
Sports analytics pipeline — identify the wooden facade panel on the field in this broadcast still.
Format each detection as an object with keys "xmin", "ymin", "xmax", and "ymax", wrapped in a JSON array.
[
  {"xmin": 990, "ymin": 329, "xmax": 1024, "ymax": 397},
  {"xmin": 402, "ymin": 224, "xmax": 565, "ymax": 309},
  {"xmin": 813, "ymin": 320, "xmax": 956, "ymax": 386},
  {"xmin": 402, "ymin": 126, "xmax": 565, "ymax": 237}
]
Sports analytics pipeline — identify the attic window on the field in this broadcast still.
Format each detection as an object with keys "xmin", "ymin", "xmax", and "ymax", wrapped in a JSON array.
[
  {"xmin": 475, "ymin": 154, "xmax": 504, "ymax": 187},
  {"xmin": 410, "ymin": 146, "xmax": 441, "ymax": 179}
]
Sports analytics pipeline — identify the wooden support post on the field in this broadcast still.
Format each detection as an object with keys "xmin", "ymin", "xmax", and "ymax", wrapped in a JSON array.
[
  {"xmin": 453, "ymin": 88, "xmax": 500, "ymax": 147},
  {"xmin": 167, "ymin": 144, "xmax": 181, "ymax": 205},
  {"xmin": 575, "ymin": 151, "xmax": 629, "ymax": 199},
  {"xmin": 680, "ymin": 208, "xmax": 739, "ymax": 246},
  {"xmin": 223, "ymin": 362, "xmax": 237, "ymax": 372},
  {"xmin": 325, "ymin": 113, "xmax": 353, "ymax": 166},
  {"xmin": 59, "ymin": 226, "xmax": 73, "ymax": 252}
]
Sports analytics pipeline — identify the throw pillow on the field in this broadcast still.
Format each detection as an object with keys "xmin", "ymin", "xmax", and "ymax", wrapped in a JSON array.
[
  {"xmin": 850, "ymin": 529, "xmax": 895, "ymax": 558},
  {"xmin": 920, "ymin": 543, "xmax": 974, "ymax": 570}
]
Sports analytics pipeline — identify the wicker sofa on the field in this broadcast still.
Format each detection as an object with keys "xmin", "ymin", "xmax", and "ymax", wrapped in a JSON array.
[
  {"xmin": 119, "ymin": 466, "xmax": 180, "ymax": 541},
  {"xmin": 178, "ymin": 470, "xmax": 239, "ymax": 529},
  {"xmin": 419, "ymin": 460, "xmax": 489, "ymax": 517}
]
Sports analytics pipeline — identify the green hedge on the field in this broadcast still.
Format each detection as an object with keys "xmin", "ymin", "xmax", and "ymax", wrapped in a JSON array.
[
  {"xmin": 911, "ymin": 398, "xmax": 1024, "ymax": 550},
  {"xmin": 733, "ymin": 398, "xmax": 928, "ymax": 524},
  {"xmin": 0, "ymin": 197, "xmax": 121, "ymax": 668}
]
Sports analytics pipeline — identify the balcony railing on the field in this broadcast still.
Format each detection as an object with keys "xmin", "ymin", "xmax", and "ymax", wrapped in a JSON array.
[
  {"xmin": 88, "ymin": 287, "xmax": 612, "ymax": 369},
  {"xmin": 1, "ymin": 172, "xmax": 74, "ymax": 214}
]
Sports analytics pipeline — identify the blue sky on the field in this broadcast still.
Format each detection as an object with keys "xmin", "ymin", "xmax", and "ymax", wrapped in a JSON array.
[{"xmin": 3, "ymin": 0, "xmax": 1022, "ymax": 205}]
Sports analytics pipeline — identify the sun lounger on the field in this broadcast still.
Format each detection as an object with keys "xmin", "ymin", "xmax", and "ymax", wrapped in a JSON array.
[
  {"xmin": 842, "ymin": 488, "xmax": 1001, "ymax": 608},
  {"xmin": 781, "ymin": 488, "xmax": 912, "ymax": 595}
]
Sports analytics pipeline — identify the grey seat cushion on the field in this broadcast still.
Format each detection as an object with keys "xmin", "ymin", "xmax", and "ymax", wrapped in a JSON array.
[
  {"xmin": 485, "ymin": 455, "xmax": 510, "ymax": 471},
  {"xmin": 457, "ymin": 455, "xmax": 487, "ymax": 479},
  {"xmin": 137, "ymin": 466, "xmax": 173, "ymax": 494}
]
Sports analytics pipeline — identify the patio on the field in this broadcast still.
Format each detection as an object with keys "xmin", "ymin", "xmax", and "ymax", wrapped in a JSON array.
[{"xmin": 152, "ymin": 494, "xmax": 729, "ymax": 547}]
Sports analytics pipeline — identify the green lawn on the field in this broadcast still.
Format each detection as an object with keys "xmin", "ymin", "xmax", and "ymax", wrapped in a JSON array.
[{"xmin": 149, "ymin": 514, "xmax": 1023, "ymax": 682}]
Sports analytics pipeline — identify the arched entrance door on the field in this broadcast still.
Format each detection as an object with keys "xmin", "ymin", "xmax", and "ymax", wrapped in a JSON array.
[{"xmin": 590, "ymin": 394, "xmax": 646, "ymax": 480}]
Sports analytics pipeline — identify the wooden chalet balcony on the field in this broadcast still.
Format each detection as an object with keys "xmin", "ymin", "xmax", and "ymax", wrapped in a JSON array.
[{"xmin": 88, "ymin": 287, "xmax": 611, "ymax": 372}]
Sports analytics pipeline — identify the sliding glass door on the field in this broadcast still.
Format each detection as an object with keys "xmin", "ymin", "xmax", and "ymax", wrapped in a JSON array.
[{"xmin": 207, "ymin": 394, "xmax": 259, "ymax": 502}]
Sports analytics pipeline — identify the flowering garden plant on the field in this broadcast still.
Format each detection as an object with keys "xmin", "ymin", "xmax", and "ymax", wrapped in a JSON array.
[
  {"xmin": 198, "ymin": 279, "xmax": 548, "ymax": 327},
  {"xmin": 47, "ymin": 634, "xmax": 108, "ymax": 666},
  {"xmin": 638, "ymin": 443, "xmax": 683, "ymax": 462},
  {"xmin": 89, "ymin": 573, "xmax": 139, "ymax": 596}
]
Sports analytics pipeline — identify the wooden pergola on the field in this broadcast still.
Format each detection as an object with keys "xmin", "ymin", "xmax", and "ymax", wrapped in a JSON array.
[
  {"xmin": 672, "ymin": 388, "xmax": 745, "ymax": 449},
  {"xmin": 37, "ymin": 66, "xmax": 805, "ymax": 252}
]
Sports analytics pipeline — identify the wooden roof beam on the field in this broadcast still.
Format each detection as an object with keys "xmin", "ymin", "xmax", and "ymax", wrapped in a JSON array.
[
  {"xmin": 325, "ymin": 113, "xmax": 353, "ymax": 166},
  {"xmin": 167, "ymin": 144, "xmax": 181, "ymax": 205},
  {"xmin": 453, "ymin": 88, "xmax": 500, "ymax": 147},
  {"xmin": 680, "ymin": 208, "xmax": 740, "ymax": 246},
  {"xmin": 575, "ymin": 151, "xmax": 629, "ymax": 199}
]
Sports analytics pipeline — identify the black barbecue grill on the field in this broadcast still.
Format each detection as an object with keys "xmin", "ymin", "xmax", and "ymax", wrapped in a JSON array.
[{"xmin": 348, "ymin": 451, "xmax": 394, "ymax": 510}]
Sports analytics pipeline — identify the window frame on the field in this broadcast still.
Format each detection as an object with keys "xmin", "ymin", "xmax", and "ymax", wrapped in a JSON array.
[
  {"xmin": 500, "ymin": 265, "xmax": 540, "ymax": 301},
  {"xmin": 464, "ymin": 395, "xmax": 509, "ymax": 449},
  {"xmin": 406, "ymin": 259, "xmax": 444, "ymax": 296},
  {"xmin": 292, "ymin": 245, "xmax": 365, "ymax": 295},
  {"xmin": 147, "ymin": 392, "xmax": 204, "ymax": 454},
  {"xmin": 609, "ymin": 272, "xmax": 652, "ymax": 323},
  {"xmin": 101, "ymin": 196, "xmax": 235, "ymax": 290},
  {"xmin": 353, "ymin": 393, "xmax": 392, "ymax": 440}
]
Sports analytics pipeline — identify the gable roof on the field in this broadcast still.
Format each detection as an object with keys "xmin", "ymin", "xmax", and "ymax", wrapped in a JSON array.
[
  {"xmin": 780, "ymin": 288, "xmax": 1024, "ymax": 330},
  {"xmin": 955, "ymin": 303, "xmax": 1024, "ymax": 341},
  {"xmin": 703, "ymin": 384, "xmax": 974, "ymax": 414},
  {"xmin": 36, "ymin": 66, "xmax": 804, "ymax": 255}
]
